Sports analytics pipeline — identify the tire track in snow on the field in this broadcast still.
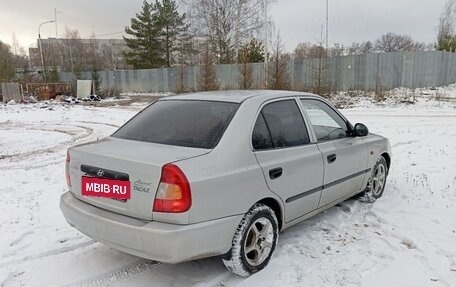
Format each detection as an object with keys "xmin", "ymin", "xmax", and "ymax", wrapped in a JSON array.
[
  {"xmin": 0, "ymin": 125, "xmax": 93, "ymax": 161},
  {"xmin": 8, "ymin": 231, "xmax": 34, "ymax": 247},
  {"xmin": 344, "ymin": 113, "xmax": 456, "ymax": 118},
  {"xmin": 0, "ymin": 270, "xmax": 25, "ymax": 287},
  {"xmin": 211, "ymin": 273, "xmax": 239, "ymax": 287},
  {"xmin": 0, "ymin": 124, "xmax": 94, "ymax": 170},
  {"xmin": 0, "ymin": 240, "xmax": 96, "ymax": 268},
  {"xmin": 62, "ymin": 259, "xmax": 161, "ymax": 287},
  {"xmin": 76, "ymin": 121, "xmax": 120, "ymax": 128}
]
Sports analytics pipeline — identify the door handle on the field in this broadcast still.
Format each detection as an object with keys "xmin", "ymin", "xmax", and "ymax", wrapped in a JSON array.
[
  {"xmin": 327, "ymin": 154, "xmax": 337, "ymax": 163},
  {"xmin": 269, "ymin": 167, "xmax": 283, "ymax": 180}
]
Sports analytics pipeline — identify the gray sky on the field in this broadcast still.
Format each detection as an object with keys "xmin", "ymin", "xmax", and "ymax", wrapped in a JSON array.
[{"xmin": 0, "ymin": 0, "xmax": 447, "ymax": 53}]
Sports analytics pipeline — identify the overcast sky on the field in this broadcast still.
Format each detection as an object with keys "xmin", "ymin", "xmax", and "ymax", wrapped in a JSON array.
[{"xmin": 0, "ymin": 0, "xmax": 447, "ymax": 54}]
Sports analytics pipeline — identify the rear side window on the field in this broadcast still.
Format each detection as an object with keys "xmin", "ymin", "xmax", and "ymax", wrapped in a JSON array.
[
  {"xmin": 253, "ymin": 100, "xmax": 310, "ymax": 149},
  {"xmin": 113, "ymin": 100, "xmax": 239, "ymax": 149},
  {"xmin": 252, "ymin": 114, "xmax": 273, "ymax": 150}
]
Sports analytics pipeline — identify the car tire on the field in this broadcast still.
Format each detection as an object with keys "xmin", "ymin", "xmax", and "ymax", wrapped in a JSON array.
[
  {"xmin": 222, "ymin": 203, "xmax": 279, "ymax": 277},
  {"xmin": 360, "ymin": 156, "xmax": 388, "ymax": 203}
]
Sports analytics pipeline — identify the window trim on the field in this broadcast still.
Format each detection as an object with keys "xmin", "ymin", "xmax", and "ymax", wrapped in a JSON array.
[
  {"xmin": 298, "ymin": 97, "xmax": 354, "ymax": 143},
  {"xmin": 251, "ymin": 98, "xmax": 312, "ymax": 152}
]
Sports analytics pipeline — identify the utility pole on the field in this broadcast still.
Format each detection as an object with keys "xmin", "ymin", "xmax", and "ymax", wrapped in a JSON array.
[
  {"xmin": 264, "ymin": 0, "xmax": 269, "ymax": 87},
  {"xmin": 325, "ymin": 0, "xmax": 329, "ymax": 53}
]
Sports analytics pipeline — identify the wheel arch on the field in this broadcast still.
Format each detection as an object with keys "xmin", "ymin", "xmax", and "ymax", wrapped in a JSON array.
[
  {"xmin": 257, "ymin": 197, "xmax": 283, "ymax": 231},
  {"xmin": 381, "ymin": 152, "xmax": 391, "ymax": 170}
]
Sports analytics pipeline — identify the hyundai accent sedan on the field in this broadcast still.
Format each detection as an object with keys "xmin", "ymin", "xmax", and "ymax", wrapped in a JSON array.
[{"xmin": 60, "ymin": 90, "xmax": 391, "ymax": 276}]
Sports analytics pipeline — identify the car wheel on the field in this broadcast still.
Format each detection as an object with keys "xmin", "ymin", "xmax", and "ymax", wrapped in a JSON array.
[
  {"xmin": 222, "ymin": 203, "xmax": 279, "ymax": 277},
  {"xmin": 360, "ymin": 156, "xmax": 388, "ymax": 203}
]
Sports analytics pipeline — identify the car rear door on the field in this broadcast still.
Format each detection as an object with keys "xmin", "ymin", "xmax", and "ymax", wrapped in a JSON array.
[
  {"xmin": 299, "ymin": 99, "xmax": 369, "ymax": 208},
  {"xmin": 252, "ymin": 99, "xmax": 324, "ymax": 223}
]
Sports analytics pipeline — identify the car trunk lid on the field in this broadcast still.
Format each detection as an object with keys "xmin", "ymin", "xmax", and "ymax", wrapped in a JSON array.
[{"xmin": 68, "ymin": 137, "xmax": 209, "ymax": 220}]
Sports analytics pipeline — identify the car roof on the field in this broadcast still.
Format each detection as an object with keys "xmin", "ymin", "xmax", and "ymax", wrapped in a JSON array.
[{"xmin": 161, "ymin": 90, "xmax": 322, "ymax": 104}]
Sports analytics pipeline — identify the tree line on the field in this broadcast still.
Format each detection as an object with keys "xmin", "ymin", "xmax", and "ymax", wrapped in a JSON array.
[
  {"xmin": 0, "ymin": 39, "xmax": 27, "ymax": 83},
  {"xmin": 294, "ymin": 32, "xmax": 432, "ymax": 60},
  {"xmin": 2, "ymin": 0, "xmax": 456, "ymax": 86},
  {"xmin": 123, "ymin": 0, "xmax": 269, "ymax": 68},
  {"xmin": 122, "ymin": 0, "xmax": 456, "ymax": 92}
]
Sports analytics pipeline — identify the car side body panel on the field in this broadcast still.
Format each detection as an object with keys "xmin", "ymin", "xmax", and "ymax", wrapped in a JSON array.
[
  {"xmin": 254, "ymin": 144, "xmax": 324, "ymax": 223},
  {"xmin": 316, "ymin": 137, "xmax": 369, "ymax": 207}
]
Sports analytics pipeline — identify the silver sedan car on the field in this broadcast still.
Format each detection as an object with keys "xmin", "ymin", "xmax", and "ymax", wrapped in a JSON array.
[{"xmin": 60, "ymin": 90, "xmax": 391, "ymax": 276}]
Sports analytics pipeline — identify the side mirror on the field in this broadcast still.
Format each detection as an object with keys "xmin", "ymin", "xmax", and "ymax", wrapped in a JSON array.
[{"xmin": 353, "ymin": 123, "xmax": 369, "ymax": 137}]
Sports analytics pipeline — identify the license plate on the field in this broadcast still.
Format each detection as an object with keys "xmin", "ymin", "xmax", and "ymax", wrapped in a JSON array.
[{"xmin": 81, "ymin": 176, "xmax": 131, "ymax": 200}]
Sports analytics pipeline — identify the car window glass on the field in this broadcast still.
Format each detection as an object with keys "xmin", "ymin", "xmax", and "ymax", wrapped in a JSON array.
[
  {"xmin": 261, "ymin": 100, "xmax": 310, "ymax": 148},
  {"xmin": 300, "ymin": 99, "xmax": 348, "ymax": 142},
  {"xmin": 252, "ymin": 114, "xmax": 274, "ymax": 150},
  {"xmin": 113, "ymin": 100, "xmax": 239, "ymax": 149}
]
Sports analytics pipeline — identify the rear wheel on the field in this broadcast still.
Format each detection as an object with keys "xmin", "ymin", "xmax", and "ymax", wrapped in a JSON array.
[
  {"xmin": 360, "ymin": 156, "xmax": 388, "ymax": 203},
  {"xmin": 222, "ymin": 204, "xmax": 278, "ymax": 277}
]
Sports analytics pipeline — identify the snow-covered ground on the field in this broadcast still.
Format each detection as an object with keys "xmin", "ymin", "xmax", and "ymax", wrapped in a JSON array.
[{"xmin": 1, "ymin": 90, "xmax": 456, "ymax": 287}]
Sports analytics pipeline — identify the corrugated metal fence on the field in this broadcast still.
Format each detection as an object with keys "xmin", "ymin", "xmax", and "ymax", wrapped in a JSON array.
[
  {"xmin": 59, "ymin": 51, "xmax": 456, "ymax": 93},
  {"xmin": 1, "ymin": 83, "xmax": 22, "ymax": 102}
]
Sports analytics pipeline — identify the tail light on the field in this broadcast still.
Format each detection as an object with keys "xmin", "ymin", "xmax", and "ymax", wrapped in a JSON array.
[
  {"xmin": 65, "ymin": 150, "xmax": 71, "ymax": 187},
  {"xmin": 153, "ymin": 164, "xmax": 191, "ymax": 213}
]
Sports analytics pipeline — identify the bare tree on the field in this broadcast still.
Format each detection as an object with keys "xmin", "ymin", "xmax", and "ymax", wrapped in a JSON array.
[
  {"xmin": 0, "ymin": 41, "xmax": 15, "ymax": 82},
  {"xmin": 238, "ymin": 48, "xmax": 254, "ymax": 89},
  {"xmin": 183, "ymin": 0, "xmax": 268, "ymax": 64},
  {"xmin": 11, "ymin": 32, "xmax": 19, "ymax": 56},
  {"xmin": 198, "ymin": 44, "xmax": 219, "ymax": 91},
  {"xmin": 174, "ymin": 44, "xmax": 196, "ymax": 93},
  {"xmin": 346, "ymin": 41, "xmax": 375, "ymax": 55},
  {"xmin": 58, "ymin": 28, "xmax": 87, "ymax": 76},
  {"xmin": 375, "ymin": 33, "xmax": 425, "ymax": 52},
  {"xmin": 328, "ymin": 43, "xmax": 345, "ymax": 57},
  {"xmin": 267, "ymin": 33, "xmax": 290, "ymax": 90},
  {"xmin": 294, "ymin": 42, "xmax": 326, "ymax": 59},
  {"xmin": 295, "ymin": 42, "xmax": 347, "ymax": 59},
  {"xmin": 294, "ymin": 37, "xmax": 331, "ymax": 94}
]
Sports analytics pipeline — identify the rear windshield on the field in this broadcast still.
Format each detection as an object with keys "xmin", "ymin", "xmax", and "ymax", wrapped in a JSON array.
[{"xmin": 113, "ymin": 100, "xmax": 239, "ymax": 149}]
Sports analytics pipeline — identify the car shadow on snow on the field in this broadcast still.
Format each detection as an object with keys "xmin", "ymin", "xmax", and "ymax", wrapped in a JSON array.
[{"xmin": 65, "ymin": 197, "xmax": 374, "ymax": 286}]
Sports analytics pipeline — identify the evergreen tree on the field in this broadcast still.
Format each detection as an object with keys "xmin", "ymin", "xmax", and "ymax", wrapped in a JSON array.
[
  {"xmin": 436, "ymin": 34, "xmax": 456, "ymax": 52},
  {"xmin": 155, "ymin": 0, "xmax": 189, "ymax": 67},
  {"xmin": 237, "ymin": 39, "xmax": 265, "ymax": 89},
  {"xmin": 237, "ymin": 39, "xmax": 265, "ymax": 63},
  {"xmin": 47, "ymin": 66, "xmax": 60, "ymax": 83},
  {"xmin": 436, "ymin": 0, "xmax": 456, "ymax": 52},
  {"xmin": 124, "ymin": 1, "xmax": 163, "ymax": 68},
  {"xmin": 124, "ymin": 0, "xmax": 190, "ymax": 69}
]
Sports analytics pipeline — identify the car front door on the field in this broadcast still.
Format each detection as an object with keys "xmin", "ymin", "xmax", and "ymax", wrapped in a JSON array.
[
  {"xmin": 252, "ymin": 99, "xmax": 324, "ymax": 223},
  {"xmin": 299, "ymin": 99, "xmax": 369, "ymax": 208}
]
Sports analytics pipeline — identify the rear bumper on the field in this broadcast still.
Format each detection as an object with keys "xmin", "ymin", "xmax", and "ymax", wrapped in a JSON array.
[{"xmin": 60, "ymin": 192, "xmax": 242, "ymax": 263}]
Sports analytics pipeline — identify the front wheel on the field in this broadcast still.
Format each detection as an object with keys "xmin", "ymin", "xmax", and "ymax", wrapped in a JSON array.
[
  {"xmin": 360, "ymin": 156, "xmax": 388, "ymax": 203},
  {"xmin": 222, "ymin": 204, "xmax": 279, "ymax": 277}
]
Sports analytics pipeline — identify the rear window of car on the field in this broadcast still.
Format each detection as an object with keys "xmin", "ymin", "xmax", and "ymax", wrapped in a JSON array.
[{"xmin": 113, "ymin": 100, "xmax": 239, "ymax": 149}]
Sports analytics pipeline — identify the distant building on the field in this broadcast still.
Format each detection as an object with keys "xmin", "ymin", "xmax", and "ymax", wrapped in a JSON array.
[{"xmin": 29, "ymin": 38, "xmax": 131, "ymax": 71}]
